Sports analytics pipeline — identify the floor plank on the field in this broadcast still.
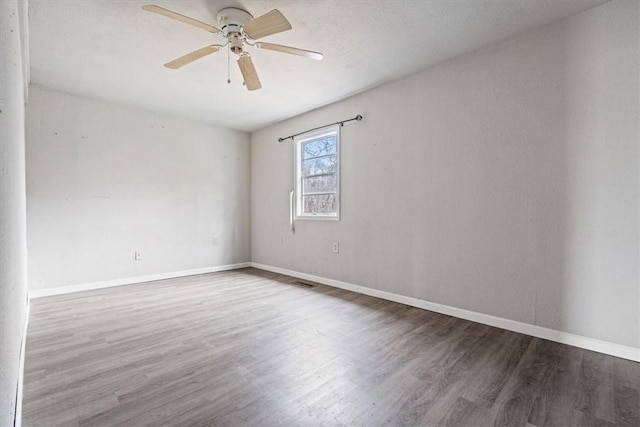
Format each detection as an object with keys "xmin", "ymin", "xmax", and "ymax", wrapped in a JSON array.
[{"xmin": 22, "ymin": 268, "xmax": 640, "ymax": 426}]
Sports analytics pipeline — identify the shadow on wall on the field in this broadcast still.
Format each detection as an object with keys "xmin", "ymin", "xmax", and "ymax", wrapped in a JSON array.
[{"xmin": 554, "ymin": 3, "xmax": 639, "ymax": 348}]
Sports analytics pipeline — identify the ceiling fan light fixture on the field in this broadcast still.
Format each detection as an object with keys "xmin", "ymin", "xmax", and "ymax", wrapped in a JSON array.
[{"xmin": 228, "ymin": 33, "xmax": 243, "ymax": 55}]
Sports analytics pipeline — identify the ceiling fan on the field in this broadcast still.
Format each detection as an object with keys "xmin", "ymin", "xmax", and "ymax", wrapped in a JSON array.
[{"xmin": 142, "ymin": 5, "xmax": 323, "ymax": 91}]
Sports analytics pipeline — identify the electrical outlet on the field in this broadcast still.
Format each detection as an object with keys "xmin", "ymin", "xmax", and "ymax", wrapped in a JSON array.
[
  {"xmin": 332, "ymin": 242, "xmax": 339, "ymax": 253},
  {"xmin": 134, "ymin": 251, "xmax": 143, "ymax": 261},
  {"xmin": 212, "ymin": 235, "xmax": 220, "ymax": 246}
]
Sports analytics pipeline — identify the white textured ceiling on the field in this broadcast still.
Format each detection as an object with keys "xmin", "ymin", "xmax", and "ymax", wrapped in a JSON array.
[{"xmin": 29, "ymin": 0, "xmax": 607, "ymax": 131}]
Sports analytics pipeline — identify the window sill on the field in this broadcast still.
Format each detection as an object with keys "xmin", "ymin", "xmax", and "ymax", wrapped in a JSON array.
[{"xmin": 295, "ymin": 214, "xmax": 340, "ymax": 221}]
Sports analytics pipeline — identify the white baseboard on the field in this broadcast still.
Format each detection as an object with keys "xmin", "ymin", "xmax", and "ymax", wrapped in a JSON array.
[
  {"xmin": 251, "ymin": 262, "xmax": 640, "ymax": 362},
  {"xmin": 15, "ymin": 297, "xmax": 30, "ymax": 427},
  {"xmin": 28, "ymin": 262, "xmax": 252, "ymax": 299}
]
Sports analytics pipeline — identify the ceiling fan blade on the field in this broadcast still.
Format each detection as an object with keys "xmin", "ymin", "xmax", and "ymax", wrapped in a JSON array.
[
  {"xmin": 237, "ymin": 55, "xmax": 262, "ymax": 91},
  {"xmin": 164, "ymin": 45, "xmax": 222, "ymax": 69},
  {"xmin": 243, "ymin": 9, "xmax": 291, "ymax": 40},
  {"xmin": 255, "ymin": 42, "xmax": 323, "ymax": 61},
  {"xmin": 142, "ymin": 5, "xmax": 223, "ymax": 35}
]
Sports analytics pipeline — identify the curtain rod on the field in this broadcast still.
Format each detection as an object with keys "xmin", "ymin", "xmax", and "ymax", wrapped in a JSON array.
[{"xmin": 278, "ymin": 115, "xmax": 363, "ymax": 143}]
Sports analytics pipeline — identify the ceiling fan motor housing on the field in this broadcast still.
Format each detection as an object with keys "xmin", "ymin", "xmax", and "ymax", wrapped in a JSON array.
[{"xmin": 217, "ymin": 7, "xmax": 253, "ymax": 36}]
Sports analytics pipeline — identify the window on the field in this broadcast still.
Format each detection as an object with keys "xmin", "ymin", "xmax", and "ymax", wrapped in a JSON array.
[{"xmin": 294, "ymin": 124, "xmax": 340, "ymax": 220}]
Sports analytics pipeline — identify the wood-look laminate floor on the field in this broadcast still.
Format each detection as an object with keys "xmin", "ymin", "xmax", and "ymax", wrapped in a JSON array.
[{"xmin": 23, "ymin": 268, "xmax": 639, "ymax": 426}]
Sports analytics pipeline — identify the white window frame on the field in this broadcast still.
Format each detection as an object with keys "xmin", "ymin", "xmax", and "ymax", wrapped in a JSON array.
[{"xmin": 294, "ymin": 124, "xmax": 340, "ymax": 221}]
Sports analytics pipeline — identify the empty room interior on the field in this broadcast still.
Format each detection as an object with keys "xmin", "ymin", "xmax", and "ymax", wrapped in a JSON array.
[{"xmin": 1, "ymin": 0, "xmax": 639, "ymax": 425}]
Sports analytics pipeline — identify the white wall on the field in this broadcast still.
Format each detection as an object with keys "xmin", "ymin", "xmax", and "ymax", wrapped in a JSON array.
[
  {"xmin": 26, "ymin": 85, "xmax": 251, "ymax": 291},
  {"xmin": 251, "ymin": 0, "xmax": 639, "ymax": 349},
  {"xmin": 0, "ymin": 0, "xmax": 29, "ymax": 424}
]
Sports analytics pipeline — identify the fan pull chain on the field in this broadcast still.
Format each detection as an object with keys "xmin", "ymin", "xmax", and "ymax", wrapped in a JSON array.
[{"xmin": 227, "ymin": 45, "xmax": 231, "ymax": 84}]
